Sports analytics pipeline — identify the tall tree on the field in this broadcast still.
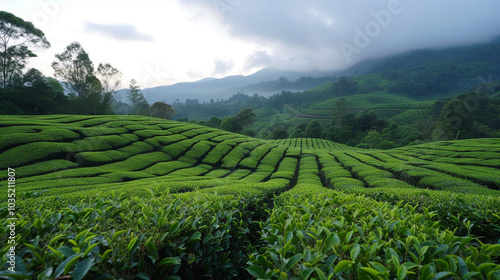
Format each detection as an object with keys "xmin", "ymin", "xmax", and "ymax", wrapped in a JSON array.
[
  {"xmin": 52, "ymin": 42, "xmax": 94, "ymax": 99},
  {"xmin": 0, "ymin": 11, "xmax": 50, "ymax": 88},
  {"xmin": 97, "ymin": 62, "xmax": 121, "ymax": 114},
  {"xmin": 127, "ymin": 79, "xmax": 149, "ymax": 115},
  {"xmin": 432, "ymin": 98, "xmax": 474, "ymax": 141},
  {"xmin": 331, "ymin": 98, "xmax": 348, "ymax": 126}
]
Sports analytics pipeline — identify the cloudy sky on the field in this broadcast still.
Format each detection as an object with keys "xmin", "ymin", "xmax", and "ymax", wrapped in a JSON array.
[{"xmin": 2, "ymin": 0, "xmax": 500, "ymax": 88}]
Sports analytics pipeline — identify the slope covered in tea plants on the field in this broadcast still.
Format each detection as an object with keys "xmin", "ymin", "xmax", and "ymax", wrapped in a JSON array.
[{"xmin": 1, "ymin": 115, "xmax": 499, "ymax": 279}]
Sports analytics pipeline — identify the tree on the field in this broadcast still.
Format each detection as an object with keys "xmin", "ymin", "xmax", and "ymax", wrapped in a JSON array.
[
  {"xmin": 127, "ymin": 79, "xmax": 149, "ymax": 115},
  {"xmin": 52, "ymin": 42, "xmax": 94, "ymax": 100},
  {"xmin": 331, "ymin": 76, "xmax": 358, "ymax": 97},
  {"xmin": 1, "ymin": 68, "xmax": 69, "ymax": 114},
  {"xmin": 269, "ymin": 127, "xmax": 288, "ymax": 139},
  {"xmin": 150, "ymin": 101, "xmax": 175, "ymax": 119},
  {"xmin": 97, "ymin": 63, "xmax": 122, "ymax": 114},
  {"xmin": 207, "ymin": 116, "xmax": 222, "ymax": 128},
  {"xmin": 305, "ymin": 120, "xmax": 323, "ymax": 138},
  {"xmin": 0, "ymin": 11, "xmax": 50, "ymax": 88},
  {"xmin": 221, "ymin": 116, "xmax": 241, "ymax": 133},
  {"xmin": 432, "ymin": 98, "xmax": 474, "ymax": 141},
  {"xmin": 331, "ymin": 98, "xmax": 348, "ymax": 126},
  {"xmin": 86, "ymin": 75, "xmax": 103, "ymax": 115},
  {"xmin": 291, "ymin": 128, "xmax": 306, "ymax": 138},
  {"xmin": 234, "ymin": 108, "xmax": 256, "ymax": 129}
]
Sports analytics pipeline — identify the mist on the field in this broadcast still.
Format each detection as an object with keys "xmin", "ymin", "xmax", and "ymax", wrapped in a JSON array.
[{"xmin": 176, "ymin": 0, "xmax": 500, "ymax": 71}]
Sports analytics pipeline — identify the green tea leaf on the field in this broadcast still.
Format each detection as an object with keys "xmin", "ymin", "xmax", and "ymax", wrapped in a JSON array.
[
  {"xmin": 136, "ymin": 273, "xmax": 151, "ymax": 280},
  {"xmin": 430, "ymin": 271, "xmax": 454, "ymax": 280},
  {"xmin": 159, "ymin": 257, "xmax": 181, "ymax": 267},
  {"xmin": 360, "ymin": 267, "xmax": 380, "ymax": 277},
  {"xmin": 73, "ymin": 258, "xmax": 95, "ymax": 280},
  {"xmin": 83, "ymin": 243, "xmax": 99, "ymax": 257},
  {"xmin": 246, "ymin": 265, "xmax": 265, "ymax": 278},
  {"xmin": 100, "ymin": 249, "xmax": 113, "ymax": 264},
  {"xmin": 397, "ymin": 264, "xmax": 407, "ymax": 280},
  {"xmin": 334, "ymin": 260, "xmax": 354, "ymax": 274},
  {"xmin": 457, "ymin": 256, "xmax": 469, "ymax": 277},
  {"xmin": 64, "ymin": 253, "xmax": 84, "ymax": 275},
  {"xmin": 284, "ymin": 254, "xmax": 303, "ymax": 272},
  {"xmin": 48, "ymin": 234, "xmax": 66, "ymax": 246},
  {"xmin": 187, "ymin": 252, "xmax": 196, "ymax": 265},
  {"xmin": 0, "ymin": 271, "xmax": 31, "ymax": 279},
  {"xmin": 145, "ymin": 240, "xmax": 159, "ymax": 263},
  {"xmin": 350, "ymin": 244, "xmax": 360, "ymax": 261},
  {"xmin": 189, "ymin": 231, "xmax": 202, "ymax": 244},
  {"xmin": 54, "ymin": 253, "xmax": 81, "ymax": 277},
  {"xmin": 127, "ymin": 236, "xmax": 139, "ymax": 255},
  {"xmin": 37, "ymin": 267, "xmax": 53, "ymax": 280},
  {"xmin": 315, "ymin": 267, "xmax": 327, "ymax": 280},
  {"xmin": 111, "ymin": 230, "xmax": 127, "ymax": 243},
  {"xmin": 299, "ymin": 268, "xmax": 315, "ymax": 280}
]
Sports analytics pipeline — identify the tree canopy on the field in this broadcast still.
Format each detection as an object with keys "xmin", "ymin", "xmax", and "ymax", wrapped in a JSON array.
[
  {"xmin": 52, "ymin": 42, "xmax": 94, "ymax": 99},
  {"xmin": 128, "ymin": 79, "xmax": 149, "ymax": 116},
  {"xmin": 0, "ymin": 11, "xmax": 50, "ymax": 88},
  {"xmin": 150, "ymin": 101, "xmax": 175, "ymax": 119}
]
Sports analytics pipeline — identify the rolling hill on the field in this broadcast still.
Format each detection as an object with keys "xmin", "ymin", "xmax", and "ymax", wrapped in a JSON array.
[
  {"xmin": 1, "ymin": 115, "xmax": 499, "ymax": 279},
  {"xmin": 114, "ymin": 68, "xmax": 339, "ymax": 105}
]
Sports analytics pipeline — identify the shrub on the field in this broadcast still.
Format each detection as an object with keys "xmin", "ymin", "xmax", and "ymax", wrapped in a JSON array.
[{"xmin": 0, "ymin": 142, "xmax": 76, "ymax": 168}]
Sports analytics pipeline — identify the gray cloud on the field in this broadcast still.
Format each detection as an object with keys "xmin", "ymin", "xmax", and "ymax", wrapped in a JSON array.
[
  {"xmin": 245, "ymin": 51, "xmax": 273, "ymax": 69},
  {"xmin": 213, "ymin": 58, "xmax": 235, "ymax": 74},
  {"xmin": 176, "ymin": 0, "xmax": 500, "ymax": 70},
  {"xmin": 84, "ymin": 22, "xmax": 154, "ymax": 42}
]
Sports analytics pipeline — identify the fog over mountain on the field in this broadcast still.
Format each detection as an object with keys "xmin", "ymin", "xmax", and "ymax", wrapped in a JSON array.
[
  {"xmin": 177, "ymin": 0, "xmax": 500, "ymax": 71},
  {"xmin": 115, "ymin": 67, "xmax": 340, "ymax": 104}
]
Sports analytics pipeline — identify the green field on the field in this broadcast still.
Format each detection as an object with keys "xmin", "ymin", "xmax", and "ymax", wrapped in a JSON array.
[
  {"xmin": 1, "ymin": 115, "xmax": 499, "ymax": 279},
  {"xmin": 297, "ymin": 92, "xmax": 435, "ymax": 124}
]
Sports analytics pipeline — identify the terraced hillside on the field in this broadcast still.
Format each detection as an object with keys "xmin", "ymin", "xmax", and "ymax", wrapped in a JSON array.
[
  {"xmin": 1, "ymin": 115, "xmax": 499, "ymax": 279},
  {"xmin": 298, "ymin": 93, "xmax": 434, "ymax": 124}
]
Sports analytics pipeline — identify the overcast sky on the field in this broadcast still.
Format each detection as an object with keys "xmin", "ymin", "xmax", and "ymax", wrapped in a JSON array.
[{"xmin": 2, "ymin": 0, "xmax": 500, "ymax": 88}]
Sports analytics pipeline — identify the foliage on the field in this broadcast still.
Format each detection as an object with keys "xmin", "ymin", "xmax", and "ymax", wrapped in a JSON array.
[
  {"xmin": 52, "ymin": 42, "xmax": 95, "ymax": 100},
  {"xmin": 234, "ymin": 108, "xmax": 256, "ymax": 129},
  {"xmin": 150, "ymin": 101, "xmax": 175, "ymax": 120},
  {"xmin": 0, "ymin": 11, "xmax": 50, "ymax": 88},
  {"xmin": 96, "ymin": 63, "xmax": 122, "ymax": 114},
  {"xmin": 0, "ymin": 115, "xmax": 499, "ymax": 279},
  {"xmin": 248, "ymin": 185, "xmax": 500, "ymax": 280},
  {"xmin": 305, "ymin": 120, "xmax": 323, "ymax": 138},
  {"xmin": 221, "ymin": 116, "xmax": 242, "ymax": 133},
  {"xmin": 127, "ymin": 79, "xmax": 150, "ymax": 116},
  {"xmin": 367, "ymin": 43, "xmax": 500, "ymax": 97},
  {"xmin": 331, "ymin": 76, "xmax": 359, "ymax": 97},
  {"xmin": 51, "ymin": 42, "xmax": 123, "ymax": 115}
]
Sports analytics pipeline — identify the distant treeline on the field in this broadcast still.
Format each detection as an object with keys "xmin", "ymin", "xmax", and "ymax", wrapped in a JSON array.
[{"xmin": 367, "ymin": 42, "xmax": 500, "ymax": 97}]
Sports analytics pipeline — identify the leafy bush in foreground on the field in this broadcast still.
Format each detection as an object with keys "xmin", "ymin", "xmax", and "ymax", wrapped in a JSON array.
[
  {"xmin": 248, "ymin": 184, "xmax": 500, "ymax": 280},
  {"xmin": 0, "ymin": 192, "xmax": 259, "ymax": 280}
]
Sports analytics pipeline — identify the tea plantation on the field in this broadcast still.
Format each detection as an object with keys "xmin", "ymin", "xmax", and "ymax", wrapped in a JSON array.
[{"xmin": 1, "ymin": 115, "xmax": 499, "ymax": 279}]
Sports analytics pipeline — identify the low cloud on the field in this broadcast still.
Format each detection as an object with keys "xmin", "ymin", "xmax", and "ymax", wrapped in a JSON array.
[
  {"xmin": 213, "ymin": 58, "xmax": 234, "ymax": 74},
  {"xmin": 84, "ymin": 22, "xmax": 154, "ymax": 42},
  {"xmin": 176, "ymin": 0, "xmax": 500, "ymax": 70},
  {"xmin": 245, "ymin": 51, "xmax": 273, "ymax": 70}
]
